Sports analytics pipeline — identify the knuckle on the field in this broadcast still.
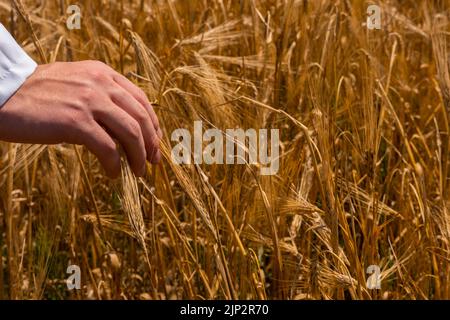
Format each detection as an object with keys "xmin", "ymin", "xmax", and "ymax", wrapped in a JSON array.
[
  {"xmin": 89, "ymin": 69, "xmax": 108, "ymax": 82},
  {"xmin": 85, "ymin": 60, "xmax": 111, "ymax": 77},
  {"xmin": 68, "ymin": 99, "xmax": 86, "ymax": 115},
  {"xmin": 137, "ymin": 88, "xmax": 148, "ymax": 102},
  {"xmin": 149, "ymin": 105, "xmax": 160, "ymax": 128},
  {"xmin": 67, "ymin": 105, "xmax": 91, "ymax": 125},
  {"xmin": 79, "ymin": 87, "xmax": 96, "ymax": 103},
  {"xmin": 82, "ymin": 121, "xmax": 97, "ymax": 136},
  {"xmin": 126, "ymin": 119, "xmax": 142, "ymax": 140},
  {"xmin": 153, "ymin": 117, "xmax": 160, "ymax": 130},
  {"xmin": 102, "ymin": 141, "xmax": 118, "ymax": 158},
  {"xmin": 150, "ymin": 135, "xmax": 160, "ymax": 148},
  {"xmin": 151, "ymin": 111, "xmax": 160, "ymax": 125},
  {"xmin": 135, "ymin": 109, "xmax": 149, "ymax": 124},
  {"xmin": 87, "ymin": 60, "xmax": 106, "ymax": 68},
  {"xmin": 75, "ymin": 113, "xmax": 91, "ymax": 127}
]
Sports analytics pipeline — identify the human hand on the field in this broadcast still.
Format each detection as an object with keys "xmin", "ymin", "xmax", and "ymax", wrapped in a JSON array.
[{"xmin": 0, "ymin": 60, "xmax": 162, "ymax": 178}]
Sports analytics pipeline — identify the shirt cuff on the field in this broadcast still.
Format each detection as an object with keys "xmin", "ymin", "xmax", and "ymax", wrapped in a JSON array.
[{"xmin": 0, "ymin": 23, "xmax": 37, "ymax": 107}]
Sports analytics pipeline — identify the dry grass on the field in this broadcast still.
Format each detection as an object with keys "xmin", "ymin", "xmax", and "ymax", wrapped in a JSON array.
[{"xmin": 0, "ymin": 0, "xmax": 449, "ymax": 299}]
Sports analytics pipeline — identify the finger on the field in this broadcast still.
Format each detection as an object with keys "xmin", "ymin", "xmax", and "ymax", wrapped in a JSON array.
[
  {"xmin": 113, "ymin": 74, "xmax": 162, "ymax": 139},
  {"xmin": 82, "ymin": 122, "xmax": 121, "ymax": 178},
  {"xmin": 109, "ymin": 83, "xmax": 161, "ymax": 164},
  {"xmin": 94, "ymin": 102, "xmax": 147, "ymax": 176}
]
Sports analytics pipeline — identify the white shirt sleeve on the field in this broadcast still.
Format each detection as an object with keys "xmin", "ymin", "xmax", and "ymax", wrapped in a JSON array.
[{"xmin": 0, "ymin": 23, "xmax": 37, "ymax": 106}]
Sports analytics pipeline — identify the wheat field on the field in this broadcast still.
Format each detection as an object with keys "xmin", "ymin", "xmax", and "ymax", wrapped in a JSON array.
[{"xmin": 0, "ymin": 0, "xmax": 449, "ymax": 300}]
